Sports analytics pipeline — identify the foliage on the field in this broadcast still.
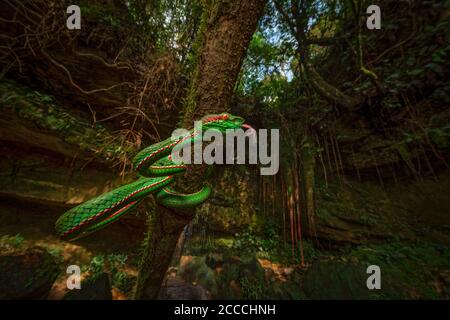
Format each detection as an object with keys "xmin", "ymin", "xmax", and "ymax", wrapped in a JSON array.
[
  {"xmin": 344, "ymin": 242, "xmax": 450, "ymax": 299},
  {"xmin": 67, "ymin": 0, "xmax": 202, "ymax": 60},
  {"xmin": 84, "ymin": 254, "xmax": 133, "ymax": 293},
  {"xmin": 237, "ymin": 31, "xmax": 294, "ymax": 107},
  {"xmin": 0, "ymin": 234, "xmax": 25, "ymax": 250},
  {"xmin": 232, "ymin": 224, "xmax": 319, "ymax": 265},
  {"xmin": 0, "ymin": 79, "xmax": 137, "ymax": 168},
  {"xmin": 47, "ymin": 248, "xmax": 64, "ymax": 264},
  {"xmin": 240, "ymin": 276, "xmax": 264, "ymax": 299},
  {"xmin": 2, "ymin": 0, "xmax": 450, "ymax": 301}
]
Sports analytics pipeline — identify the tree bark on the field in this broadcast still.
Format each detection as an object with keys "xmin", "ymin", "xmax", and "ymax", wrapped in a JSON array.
[
  {"xmin": 304, "ymin": 61, "xmax": 361, "ymax": 110},
  {"xmin": 134, "ymin": 0, "xmax": 267, "ymax": 299},
  {"xmin": 133, "ymin": 205, "xmax": 193, "ymax": 299},
  {"xmin": 183, "ymin": 0, "xmax": 268, "ymax": 126}
]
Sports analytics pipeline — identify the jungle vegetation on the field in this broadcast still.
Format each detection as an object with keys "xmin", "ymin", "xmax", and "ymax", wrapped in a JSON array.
[{"xmin": 0, "ymin": 0, "xmax": 449, "ymax": 299}]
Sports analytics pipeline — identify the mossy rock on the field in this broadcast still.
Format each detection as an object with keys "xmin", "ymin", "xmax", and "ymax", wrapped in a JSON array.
[
  {"xmin": 279, "ymin": 270, "xmax": 307, "ymax": 300},
  {"xmin": 63, "ymin": 272, "xmax": 112, "ymax": 300},
  {"xmin": 177, "ymin": 256, "xmax": 218, "ymax": 296},
  {"xmin": 159, "ymin": 277, "xmax": 208, "ymax": 300},
  {"xmin": 303, "ymin": 261, "xmax": 372, "ymax": 299},
  {"xmin": 215, "ymin": 255, "xmax": 266, "ymax": 299},
  {"xmin": 0, "ymin": 246, "xmax": 59, "ymax": 299},
  {"xmin": 347, "ymin": 242, "xmax": 450, "ymax": 299},
  {"xmin": 196, "ymin": 167, "xmax": 257, "ymax": 234}
]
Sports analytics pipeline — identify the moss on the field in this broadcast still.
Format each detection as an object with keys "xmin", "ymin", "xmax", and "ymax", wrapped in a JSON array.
[
  {"xmin": 315, "ymin": 179, "xmax": 416, "ymax": 242},
  {"xmin": 240, "ymin": 276, "xmax": 264, "ymax": 299},
  {"xmin": 180, "ymin": 2, "xmax": 209, "ymax": 126},
  {"xmin": 343, "ymin": 242, "xmax": 450, "ymax": 299},
  {"xmin": 180, "ymin": 0, "xmax": 236, "ymax": 125},
  {"xmin": 0, "ymin": 79, "xmax": 136, "ymax": 163},
  {"xmin": 177, "ymin": 256, "xmax": 218, "ymax": 295},
  {"xmin": 69, "ymin": 0, "xmax": 129, "ymax": 32},
  {"xmin": 24, "ymin": 247, "xmax": 60, "ymax": 290},
  {"xmin": 0, "ymin": 234, "xmax": 25, "ymax": 250},
  {"xmin": 214, "ymin": 237, "xmax": 234, "ymax": 248}
]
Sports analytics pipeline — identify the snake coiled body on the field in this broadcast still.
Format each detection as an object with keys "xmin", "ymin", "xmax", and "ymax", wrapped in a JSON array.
[{"xmin": 55, "ymin": 113, "xmax": 248, "ymax": 240}]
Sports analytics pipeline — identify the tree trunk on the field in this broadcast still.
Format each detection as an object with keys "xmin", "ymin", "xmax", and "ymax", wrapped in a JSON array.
[
  {"xmin": 133, "ymin": 205, "xmax": 193, "ymax": 299},
  {"xmin": 301, "ymin": 138, "xmax": 317, "ymax": 239},
  {"xmin": 303, "ymin": 61, "xmax": 361, "ymax": 111},
  {"xmin": 134, "ymin": 0, "xmax": 267, "ymax": 299},
  {"xmin": 183, "ymin": 0, "xmax": 268, "ymax": 125}
]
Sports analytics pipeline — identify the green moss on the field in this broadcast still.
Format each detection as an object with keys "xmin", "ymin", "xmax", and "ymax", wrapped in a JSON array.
[
  {"xmin": 315, "ymin": 179, "xmax": 415, "ymax": 241},
  {"xmin": 25, "ymin": 248, "xmax": 60, "ymax": 289},
  {"xmin": 180, "ymin": 3, "xmax": 208, "ymax": 126},
  {"xmin": 177, "ymin": 256, "xmax": 218, "ymax": 295},
  {"xmin": 344, "ymin": 242, "xmax": 450, "ymax": 299},
  {"xmin": 0, "ymin": 234, "xmax": 25, "ymax": 250},
  {"xmin": 82, "ymin": 253, "xmax": 133, "ymax": 293},
  {"xmin": 0, "ymin": 79, "xmax": 136, "ymax": 163},
  {"xmin": 240, "ymin": 276, "xmax": 264, "ymax": 299},
  {"xmin": 215, "ymin": 238, "xmax": 234, "ymax": 248},
  {"xmin": 180, "ymin": 0, "xmax": 234, "ymax": 125}
]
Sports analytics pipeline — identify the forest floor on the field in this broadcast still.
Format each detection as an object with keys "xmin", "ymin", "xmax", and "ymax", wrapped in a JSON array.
[
  {"xmin": 177, "ymin": 170, "xmax": 450, "ymax": 299},
  {"xmin": 1, "ymin": 171, "xmax": 449, "ymax": 299}
]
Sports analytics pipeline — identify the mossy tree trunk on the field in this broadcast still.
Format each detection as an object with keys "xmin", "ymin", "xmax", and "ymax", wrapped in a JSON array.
[
  {"xmin": 301, "ymin": 138, "xmax": 317, "ymax": 239},
  {"xmin": 134, "ymin": 0, "xmax": 267, "ymax": 300},
  {"xmin": 133, "ymin": 205, "xmax": 192, "ymax": 299},
  {"xmin": 182, "ymin": 0, "xmax": 267, "ymax": 126}
]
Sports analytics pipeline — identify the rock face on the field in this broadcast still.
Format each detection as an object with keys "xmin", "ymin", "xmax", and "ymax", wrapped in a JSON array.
[
  {"xmin": 159, "ymin": 276, "xmax": 208, "ymax": 300},
  {"xmin": 0, "ymin": 247, "xmax": 59, "ymax": 299},
  {"xmin": 197, "ymin": 167, "xmax": 258, "ymax": 235},
  {"xmin": 314, "ymin": 171, "xmax": 450, "ymax": 246},
  {"xmin": 177, "ymin": 256, "xmax": 218, "ymax": 296},
  {"xmin": 303, "ymin": 261, "xmax": 370, "ymax": 299},
  {"xmin": 0, "ymin": 79, "xmax": 148, "ymax": 244},
  {"xmin": 0, "ymin": 148, "xmax": 118, "ymax": 205},
  {"xmin": 0, "ymin": 79, "xmax": 128, "ymax": 205},
  {"xmin": 63, "ymin": 273, "xmax": 112, "ymax": 300},
  {"xmin": 173, "ymin": 254, "xmax": 269, "ymax": 299}
]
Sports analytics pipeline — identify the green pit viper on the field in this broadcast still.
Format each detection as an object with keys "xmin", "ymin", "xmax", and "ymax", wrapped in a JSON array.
[{"xmin": 55, "ymin": 113, "xmax": 252, "ymax": 240}]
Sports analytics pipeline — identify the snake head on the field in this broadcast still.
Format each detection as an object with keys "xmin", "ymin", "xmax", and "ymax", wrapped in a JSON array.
[{"xmin": 201, "ymin": 113, "xmax": 253, "ymax": 132}]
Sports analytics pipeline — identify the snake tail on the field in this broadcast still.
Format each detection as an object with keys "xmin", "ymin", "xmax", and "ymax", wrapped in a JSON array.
[{"xmin": 55, "ymin": 176, "xmax": 173, "ymax": 240}]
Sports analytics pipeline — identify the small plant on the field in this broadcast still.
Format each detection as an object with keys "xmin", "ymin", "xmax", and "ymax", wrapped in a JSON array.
[
  {"xmin": 87, "ymin": 255, "xmax": 105, "ymax": 276},
  {"xmin": 240, "ymin": 276, "xmax": 264, "ymax": 299},
  {"xmin": 360, "ymin": 212, "xmax": 379, "ymax": 226},
  {"xmin": 48, "ymin": 247, "xmax": 64, "ymax": 263},
  {"xmin": 85, "ymin": 254, "xmax": 133, "ymax": 293},
  {"xmin": 0, "ymin": 234, "xmax": 25, "ymax": 249}
]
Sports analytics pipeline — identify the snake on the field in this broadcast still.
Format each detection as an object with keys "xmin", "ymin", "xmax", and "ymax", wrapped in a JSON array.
[{"xmin": 55, "ymin": 113, "xmax": 252, "ymax": 240}]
